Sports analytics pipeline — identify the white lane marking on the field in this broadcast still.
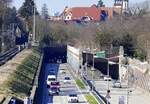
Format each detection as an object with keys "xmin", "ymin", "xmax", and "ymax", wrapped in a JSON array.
[{"xmin": 66, "ymin": 64, "xmax": 88, "ymax": 104}]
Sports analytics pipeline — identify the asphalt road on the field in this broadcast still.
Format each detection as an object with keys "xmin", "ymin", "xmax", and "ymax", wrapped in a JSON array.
[
  {"xmin": 37, "ymin": 63, "xmax": 88, "ymax": 104},
  {"xmin": 41, "ymin": 63, "xmax": 59, "ymax": 104},
  {"xmin": 53, "ymin": 64, "xmax": 88, "ymax": 104}
]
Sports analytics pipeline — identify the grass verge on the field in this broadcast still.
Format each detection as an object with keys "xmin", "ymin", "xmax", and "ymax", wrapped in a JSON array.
[
  {"xmin": 75, "ymin": 79, "xmax": 86, "ymax": 89},
  {"xmin": 2, "ymin": 49, "xmax": 41, "ymax": 98},
  {"xmin": 85, "ymin": 94, "xmax": 99, "ymax": 104}
]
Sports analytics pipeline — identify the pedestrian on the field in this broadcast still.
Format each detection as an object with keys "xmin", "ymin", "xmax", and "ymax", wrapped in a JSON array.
[
  {"xmin": 105, "ymin": 90, "xmax": 111, "ymax": 104},
  {"xmin": 119, "ymin": 96, "xmax": 125, "ymax": 104}
]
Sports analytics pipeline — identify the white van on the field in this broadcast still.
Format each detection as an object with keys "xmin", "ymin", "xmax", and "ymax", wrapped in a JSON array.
[{"xmin": 47, "ymin": 75, "xmax": 56, "ymax": 87}]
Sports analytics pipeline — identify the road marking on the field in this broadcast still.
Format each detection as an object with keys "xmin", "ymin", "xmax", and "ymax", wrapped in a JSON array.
[{"xmin": 66, "ymin": 64, "xmax": 88, "ymax": 104}]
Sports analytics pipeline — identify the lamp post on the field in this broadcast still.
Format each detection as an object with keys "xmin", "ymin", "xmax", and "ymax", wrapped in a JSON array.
[
  {"xmin": 107, "ymin": 58, "xmax": 110, "ymax": 91},
  {"xmin": 124, "ymin": 56, "xmax": 129, "ymax": 104},
  {"xmin": 105, "ymin": 55, "xmax": 122, "ymax": 104},
  {"xmin": 106, "ymin": 58, "xmax": 110, "ymax": 104}
]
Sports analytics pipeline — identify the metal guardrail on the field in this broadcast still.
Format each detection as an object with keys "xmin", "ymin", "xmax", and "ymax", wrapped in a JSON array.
[
  {"xmin": 82, "ymin": 76, "xmax": 107, "ymax": 104},
  {"xmin": 2, "ymin": 96, "xmax": 12, "ymax": 104},
  {"xmin": 2, "ymin": 96, "xmax": 23, "ymax": 104}
]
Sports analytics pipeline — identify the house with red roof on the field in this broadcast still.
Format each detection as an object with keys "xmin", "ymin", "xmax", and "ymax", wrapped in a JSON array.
[{"xmin": 60, "ymin": 5, "xmax": 121, "ymax": 22}]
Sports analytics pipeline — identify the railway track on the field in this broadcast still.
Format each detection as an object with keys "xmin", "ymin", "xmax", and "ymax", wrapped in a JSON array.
[{"xmin": 0, "ymin": 47, "xmax": 23, "ymax": 66}]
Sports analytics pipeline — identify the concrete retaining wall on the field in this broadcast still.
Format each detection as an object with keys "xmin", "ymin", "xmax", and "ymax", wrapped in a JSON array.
[{"xmin": 67, "ymin": 45, "xmax": 81, "ymax": 74}]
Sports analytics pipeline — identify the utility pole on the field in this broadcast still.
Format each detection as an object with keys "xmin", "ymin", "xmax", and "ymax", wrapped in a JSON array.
[
  {"xmin": 107, "ymin": 59, "xmax": 110, "ymax": 90},
  {"xmin": 119, "ymin": 46, "xmax": 124, "ymax": 84},
  {"xmin": 91, "ymin": 48, "xmax": 97, "ymax": 91},
  {"xmin": 92, "ymin": 50, "xmax": 94, "ymax": 91},
  {"xmin": 146, "ymin": 40, "xmax": 150, "ymax": 64},
  {"xmin": 106, "ymin": 58, "xmax": 110, "ymax": 104},
  {"xmin": 32, "ymin": 0, "xmax": 36, "ymax": 45},
  {"xmin": 121, "ymin": 0, "xmax": 123, "ymax": 24}
]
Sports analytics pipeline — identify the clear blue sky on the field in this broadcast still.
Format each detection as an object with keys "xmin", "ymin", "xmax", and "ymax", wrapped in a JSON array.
[{"xmin": 12, "ymin": 0, "xmax": 145, "ymax": 16}]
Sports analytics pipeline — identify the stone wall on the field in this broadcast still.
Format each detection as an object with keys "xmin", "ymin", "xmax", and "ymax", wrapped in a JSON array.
[{"xmin": 127, "ymin": 58, "xmax": 150, "ymax": 93}]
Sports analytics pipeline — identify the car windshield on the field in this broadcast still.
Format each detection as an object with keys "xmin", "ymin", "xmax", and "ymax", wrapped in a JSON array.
[
  {"xmin": 49, "ymin": 72, "xmax": 55, "ymax": 75},
  {"xmin": 61, "ymin": 68, "xmax": 66, "ymax": 70},
  {"xmin": 65, "ymin": 77, "xmax": 70, "ymax": 80},
  {"xmin": 48, "ymin": 78, "xmax": 56, "ymax": 81}
]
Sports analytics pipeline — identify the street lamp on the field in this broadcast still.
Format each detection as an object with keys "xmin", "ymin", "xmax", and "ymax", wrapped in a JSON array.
[
  {"xmin": 106, "ymin": 55, "xmax": 130, "ymax": 104},
  {"xmin": 124, "ymin": 56, "xmax": 130, "ymax": 104},
  {"xmin": 107, "ymin": 58, "xmax": 110, "ymax": 91},
  {"xmin": 105, "ymin": 55, "xmax": 122, "ymax": 104}
]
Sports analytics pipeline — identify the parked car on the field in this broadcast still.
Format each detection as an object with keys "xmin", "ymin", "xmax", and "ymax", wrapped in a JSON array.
[
  {"xmin": 104, "ymin": 76, "xmax": 112, "ymax": 81},
  {"xmin": 112, "ymin": 81, "xmax": 122, "ymax": 88},
  {"xmin": 47, "ymin": 75, "xmax": 56, "ymax": 87},
  {"xmin": 68, "ymin": 94, "xmax": 79, "ymax": 103},
  {"xmin": 48, "ymin": 87, "xmax": 59, "ymax": 95},
  {"xmin": 64, "ymin": 76, "xmax": 71, "ymax": 84}
]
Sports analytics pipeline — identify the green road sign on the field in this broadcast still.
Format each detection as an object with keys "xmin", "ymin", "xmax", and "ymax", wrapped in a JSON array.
[{"xmin": 96, "ymin": 51, "xmax": 106, "ymax": 58}]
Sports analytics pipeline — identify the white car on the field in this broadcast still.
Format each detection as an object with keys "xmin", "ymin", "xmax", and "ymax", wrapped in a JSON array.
[
  {"xmin": 68, "ymin": 94, "xmax": 79, "ymax": 103},
  {"xmin": 57, "ymin": 59, "xmax": 62, "ymax": 63},
  {"xmin": 104, "ymin": 76, "xmax": 112, "ymax": 81},
  {"xmin": 112, "ymin": 81, "xmax": 122, "ymax": 88},
  {"xmin": 47, "ymin": 75, "xmax": 56, "ymax": 87},
  {"xmin": 59, "ymin": 68, "xmax": 66, "ymax": 74},
  {"xmin": 64, "ymin": 77, "xmax": 71, "ymax": 84}
]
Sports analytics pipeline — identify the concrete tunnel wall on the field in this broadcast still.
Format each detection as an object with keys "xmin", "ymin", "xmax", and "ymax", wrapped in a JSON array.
[{"xmin": 67, "ymin": 45, "xmax": 81, "ymax": 74}]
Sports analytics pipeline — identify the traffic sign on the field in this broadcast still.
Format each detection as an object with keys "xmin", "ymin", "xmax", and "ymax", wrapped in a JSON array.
[{"xmin": 96, "ymin": 51, "xmax": 106, "ymax": 58}]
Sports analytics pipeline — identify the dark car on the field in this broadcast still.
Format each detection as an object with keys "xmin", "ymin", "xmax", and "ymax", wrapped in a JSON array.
[
  {"xmin": 50, "ymin": 81, "xmax": 60, "ymax": 89},
  {"xmin": 48, "ymin": 87, "xmax": 60, "ymax": 95}
]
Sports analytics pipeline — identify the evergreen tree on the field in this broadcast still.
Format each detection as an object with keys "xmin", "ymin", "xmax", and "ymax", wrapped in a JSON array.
[
  {"xmin": 41, "ymin": 4, "xmax": 49, "ymax": 19},
  {"xmin": 97, "ymin": 0, "xmax": 105, "ymax": 7},
  {"xmin": 18, "ymin": 0, "xmax": 36, "ymax": 20}
]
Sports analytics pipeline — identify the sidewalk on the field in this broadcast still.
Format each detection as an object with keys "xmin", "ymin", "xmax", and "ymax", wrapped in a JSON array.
[
  {"xmin": 94, "ymin": 80, "xmax": 150, "ymax": 104},
  {"xmin": 0, "ymin": 49, "xmax": 32, "ymax": 102}
]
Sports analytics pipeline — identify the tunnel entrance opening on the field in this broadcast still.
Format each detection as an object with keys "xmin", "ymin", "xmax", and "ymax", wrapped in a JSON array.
[{"xmin": 43, "ymin": 44, "xmax": 67, "ymax": 63}]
